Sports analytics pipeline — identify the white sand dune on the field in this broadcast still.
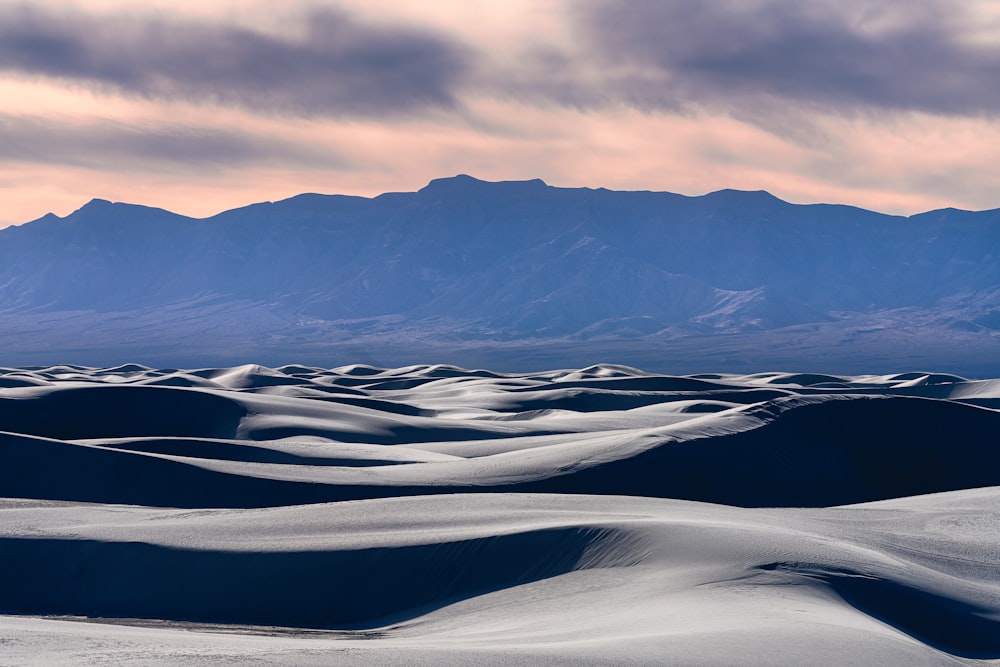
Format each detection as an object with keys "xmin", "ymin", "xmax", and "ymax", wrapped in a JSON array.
[{"xmin": 1, "ymin": 364, "xmax": 999, "ymax": 664}]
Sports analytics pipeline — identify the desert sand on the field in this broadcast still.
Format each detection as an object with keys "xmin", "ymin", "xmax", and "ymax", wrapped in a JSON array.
[{"xmin": 1, "ymin": 363, "xmax": 999, "ymax": 665}]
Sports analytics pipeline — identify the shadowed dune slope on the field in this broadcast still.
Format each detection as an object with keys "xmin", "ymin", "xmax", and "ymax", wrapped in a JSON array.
[
  {"xmin": 512, "ymin": 395, "xmax": 1000, "ymax": 507},
  {"xmin": 1, "ymin": 492, "xmax": 998, "ymax": 663},
  {"xmin": 0, "ymin": 365, "xmax": 998, "ymax": 508},
  {"xmin": 0, "ymin": 526, "xmax": 642, "ymax": 629},
  {"xmin": 760, "ymin": 561, "xmax": 1000, "ymax": 659},
  {"xmin": 0, "ymin": 385, "xmax": 245, "ymax": 440}
]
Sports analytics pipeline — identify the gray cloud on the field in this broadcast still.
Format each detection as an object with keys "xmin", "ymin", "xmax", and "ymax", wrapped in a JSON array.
[
  {"xmin": 0, "ymin": 115, "xmax": 350, "ymax": 172},
  {"xmin": 571, "ymin": 0, "xmax": 1000, "ymax": 116},
  {"xmin": 0, "ymin": 4, "xmax": 470, "ymax": 117},
  {"xmin": 3, "ymin": 1, "xmax": 998, "ymax": 125}
]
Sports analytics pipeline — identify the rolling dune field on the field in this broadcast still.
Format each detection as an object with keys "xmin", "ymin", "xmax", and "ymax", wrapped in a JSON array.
[{"xmin": 1, "ymin": 363, "xmax": 999, "ymax": 665}]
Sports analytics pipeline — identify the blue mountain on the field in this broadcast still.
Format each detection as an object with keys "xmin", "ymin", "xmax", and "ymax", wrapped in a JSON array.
[{"xmin": 1, "ymin": 175, "xmax": 998, "ymax": 372}]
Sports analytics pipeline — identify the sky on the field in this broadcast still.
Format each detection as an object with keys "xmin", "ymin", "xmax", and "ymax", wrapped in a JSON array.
[{"xmin": 2, "ymin": 0, "xmax": 1000, "ymax": 227}]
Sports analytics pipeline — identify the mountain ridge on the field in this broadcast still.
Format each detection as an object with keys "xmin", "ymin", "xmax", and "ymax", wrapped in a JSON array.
[
  {"xmin": 1, "ymin": 175, "xmax": 999, "ymax": 372},
  {"xmin": 29, "ymin": 176, "xmax": 943, "ymax": 224}
]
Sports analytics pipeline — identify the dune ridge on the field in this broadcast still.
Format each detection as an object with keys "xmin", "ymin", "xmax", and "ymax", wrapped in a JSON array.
[{"xmin": 2, "ymin": 363, "xmax": 999, "ymax": 664}]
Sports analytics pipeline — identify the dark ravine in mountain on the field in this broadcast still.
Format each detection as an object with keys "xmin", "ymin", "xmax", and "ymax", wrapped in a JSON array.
[{"xmin": 2, "ymin": 175, "xmax": 999, "ymax": 373}]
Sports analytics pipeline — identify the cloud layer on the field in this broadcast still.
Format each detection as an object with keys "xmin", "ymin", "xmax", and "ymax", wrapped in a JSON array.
[
  {"xmin": 0, "ymin": 4, "xmax": 469, "ymax": 116},
  {"xmin": 6, "ymin": 1, "xmax": 1000, "ymax": 118},
  {"xmin": 0, "ymin": 115, "xmax": 348, "ymax": 171},
  {"xmin": 574, "ymin": 0, "xmax": 1000, "ymax": 116},
  {"xmin": 0, "ymin": 0, "xmax": 999, "ymax": 225}
]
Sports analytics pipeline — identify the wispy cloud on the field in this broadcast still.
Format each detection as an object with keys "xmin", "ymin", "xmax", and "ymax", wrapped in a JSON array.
[
  {"xmin": 571, "ymin": 0, "xmax": 1000, "ymax": 116},
  {"xmin": 0, "ymin": 114, "xmax": 350, "ymax": 171},
  {"xmin": 5, "ymin": 2, "xmax": 998, "ymax": 119},
  {"xmin": 0, "ymin": 3, "xmax": 471, "ymax": 117}
]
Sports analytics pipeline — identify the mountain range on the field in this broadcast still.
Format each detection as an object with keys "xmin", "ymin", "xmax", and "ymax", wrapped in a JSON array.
[{"xmin": 2, "ymin": 175, "xmax": 999, "ymax": 373}]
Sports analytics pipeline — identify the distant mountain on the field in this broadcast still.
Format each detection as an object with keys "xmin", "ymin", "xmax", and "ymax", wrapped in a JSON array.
[{"xmin": 2, "ymin": 175, "xmax": 999, "ymax": 372}]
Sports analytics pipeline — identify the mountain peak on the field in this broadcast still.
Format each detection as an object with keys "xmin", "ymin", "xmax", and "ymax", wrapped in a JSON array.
[
  {"xmin": 419, "ymin": 175, "xmax": 549, "ymax": 194},
  {"xmin": 419, "ymin": 174, "xmax": 484, "ymax": 192},
  {"xmin": 706, "ymin": 188, "xmax": 783, "ymax": 203},
  {"xmin": 79, "ymin": 197, "xmax": 114, "ymax": 211},
  {"xmin": 68, "ymin": 198, "xmax": 190, "ymax": 224},
  {"xmin": 51, "ymin": 198, "xmax": 116, "ymax": 222}
]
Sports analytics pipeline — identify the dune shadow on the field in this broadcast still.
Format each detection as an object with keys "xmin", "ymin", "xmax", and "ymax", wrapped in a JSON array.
[
  {"xmin": 758, "ymin": 562, "xmax": 1000, "ymax": 659},
  {"xmin": 0, "ymin": 527, "xmax": 644, "ymax": 629},
  {"xmin": 88, "ymin": 438, "xmax": 406, "ymax": 467},
  {"xmin": 497, "ymin": 387, "xmax": 791, "ymax": 413},
  {"xmin": 0, "ymin": 385, "xmax": 245, "ymax": 440},
  {"xmin": 512, "ymin": 395, "xmax": 1000, "ymax": 506}
]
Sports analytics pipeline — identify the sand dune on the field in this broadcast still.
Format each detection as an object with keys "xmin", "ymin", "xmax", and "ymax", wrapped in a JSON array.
[{"xmin": 2, "ymin": 363, "xmax": 999, "ymax": 664}]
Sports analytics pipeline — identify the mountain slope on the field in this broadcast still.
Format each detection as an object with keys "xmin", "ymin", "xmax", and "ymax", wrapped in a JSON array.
[{"xmin": 1, "ymin": 175, "xmax": 998, "ymax": 371}]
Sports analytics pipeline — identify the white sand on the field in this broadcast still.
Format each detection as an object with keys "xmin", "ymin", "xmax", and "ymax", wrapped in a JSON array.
[{"xmin": 1, "ymin": 363, "xmax": 998, "ymax": 664}]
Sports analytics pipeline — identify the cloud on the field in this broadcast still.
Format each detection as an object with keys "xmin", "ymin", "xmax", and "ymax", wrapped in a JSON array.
[
  {"xmin": 6, "ymin": 1, "xmax": 997, "ymax": 123},
  {"xmin": 0, "ymin": 0, "xmax": 998, "ymax": 228},
  {"xmin": 0, "ymin": 115, "xmax": 350, "ymax": 172},
  {"xmin": 571, "ymin": 0, "xmax": 1000, "ymax": 116},
  {"xmin": 0, "ymin": 4, "xmax": 470, "ymax": 117}
]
